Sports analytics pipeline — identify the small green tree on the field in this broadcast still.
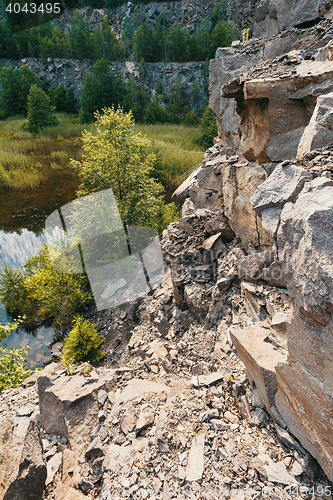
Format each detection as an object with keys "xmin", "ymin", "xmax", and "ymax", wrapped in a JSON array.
[
  {"xmin": 79, "ymin": 58, "xmax": 125, "ymax": 123},
  {"xmin": 210, "ymin": 20, "xmax": 236, "ymax": 57},
  {"xmin": 72, "ymin": 107, "xmax": 177, "ymax": 232},
  {"xmin": 63, "ymin": 316, "xmax": 104, "ymax": 364},
  {"xmin": 25, "ymin": 84, "xmax": 58, "ymax": 136},
  {"xmin": 0, "ymin": 245, "xmax": 92, "ymax": 332}
]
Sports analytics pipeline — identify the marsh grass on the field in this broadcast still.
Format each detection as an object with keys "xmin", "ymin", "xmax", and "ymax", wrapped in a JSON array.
[
  {"xmin": 50, "ymin": 150, "xmax": 70, "ymax": 170},
  {"xmin": 0, "ymin": 117, "xmax": 202, "ymax": 193},
  {"xmin": 7, "ymin": 169, "xmax": 43, "ymax": 191},
  {"xmin": 135, "ymin": 124, "xmax": 204, "ymax": 190},
  {"xmin": 0, "ymin": 114, "xmax": 95, "ymax": 191}
]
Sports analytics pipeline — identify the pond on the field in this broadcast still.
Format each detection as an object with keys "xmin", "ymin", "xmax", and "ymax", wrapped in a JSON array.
[{"xmin": 0, "ymin": 169, "xmax": 80, "ymax": 369}]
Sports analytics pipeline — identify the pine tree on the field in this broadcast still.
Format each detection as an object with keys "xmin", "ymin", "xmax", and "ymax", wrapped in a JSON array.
[
  {"xmin": 25, "ymin": 85, "xmax": 58, "ymax": 136},
  {"xmin": 0, "ymin": 65, "xmax": 43, "ymax": 119},
  {"xmin": 79, "ymin": 58, "xmax": 125, "ymax": 123},
  {"xmin": 49, "ymin": 85, "xmax": 75, "ymax": 113},
  {"xmin": 63, "ymin": 316, "xmax": 104, "ymax": 364}
]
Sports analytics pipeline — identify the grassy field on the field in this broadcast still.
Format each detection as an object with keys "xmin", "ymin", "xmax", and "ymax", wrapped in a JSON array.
[
  {"xmin": 135, "ymin": 123, "xmax": 204, "ymax": 191},
  {"xmin": 0, "ymin": 115, "xmax": 204, "ymax": 197}
]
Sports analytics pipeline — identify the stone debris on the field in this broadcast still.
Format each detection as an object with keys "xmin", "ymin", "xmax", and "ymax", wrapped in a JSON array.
[
  {"xmin": 1, "ymin": 166, "xmax": 332, "ymax": 498},
  {"xmin": 2, "ymin": 6, "xmax": 333, "ymax": 498}
]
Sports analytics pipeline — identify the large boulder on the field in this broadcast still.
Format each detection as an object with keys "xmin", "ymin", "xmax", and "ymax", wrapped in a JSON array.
[
  {"xmin": 230, "ymin": 324, "xmax": 286, "ymax": 415},
  {"xmin": 171, "ymin": 165, "xmax": 222, "ymax": 210},
  {"xmin": 37, "ymin": 370, "xmax": 115, "ymax": 453},
  {"xmin": 297, "ymin": 92, "xmax": 333, "ymax": 158},
  {"xmin": 237, "ymin": 250, "xmax": 286, "ymax": 287},
  {"xmin": 251, "ymin": 163, "xmax": 312, "ymax": 212},
  {"xmin": 254, "ymin": 0, "xmax": 325, "ymax": 37},
  {"xmin": 0, "ymin": 419, "xmax": 47, "ymax": 500},
  {"xmin": 267, "ymin": 127, "xmax": 305, "ymax": 163},
  {"xmin": 272, "ymin": 0, "xmax": 322, "ymax": 31},
  {"xmin": 221, "ymin": 163, "xmax": 272, "ymax": 252},
  {"xmin": 274, "ymin": 176, "xmax": 333, "ymax": 480},
  {"xmin": 277, "ymin": 176, "xmax": 333, "ymax": 309}
]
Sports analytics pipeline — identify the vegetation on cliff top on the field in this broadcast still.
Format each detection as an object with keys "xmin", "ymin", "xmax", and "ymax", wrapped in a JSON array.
[{"xmin": 1, "ymin": 2, "xmax": 235, "ymax": 62}]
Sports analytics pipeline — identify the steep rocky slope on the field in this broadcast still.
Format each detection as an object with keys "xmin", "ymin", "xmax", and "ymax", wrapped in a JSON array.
[
  {"xmin": 2, "ymin": 1, "xmax": 333, "ymax": 498},
  {"xmin": 2, "ymin": 145, "xmax": 333, "ymax": 499}
]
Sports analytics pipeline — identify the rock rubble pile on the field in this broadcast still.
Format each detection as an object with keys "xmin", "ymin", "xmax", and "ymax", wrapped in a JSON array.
[{"xmin": 1, "ymin": 148, "xmax": 332, "ymax": 497}]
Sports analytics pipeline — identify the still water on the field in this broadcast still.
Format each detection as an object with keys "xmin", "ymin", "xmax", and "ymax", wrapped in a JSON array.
[{"xmin": 0, "ymin": 170, "xmax": 80, "ymax": 368}]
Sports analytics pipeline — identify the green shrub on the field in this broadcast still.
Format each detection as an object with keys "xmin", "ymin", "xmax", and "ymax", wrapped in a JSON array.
[
  {"xmin": 184, "ymin": 110, "xmax": 197, "ymax": 126},
  {"xmin": 0, "ymin": 346, "xmax": 34, "ymax": 394},
  {"xmin": 143, "ymin": 98, "xmax": 167, "ymax": 124},
  {"xmin": 194, "ymin": 106, "xmax": 218, "ymax": 149},
  {"xmin": 0, "ymin": 245, "xmax": 92, "ymax": 332},
  {"xmin": 63, "ymin": 316, "xmax": 104, "ymax": 364},
  {"xmin": 0, "ymin": 320, "xmax": 34, "ymax": 395}
]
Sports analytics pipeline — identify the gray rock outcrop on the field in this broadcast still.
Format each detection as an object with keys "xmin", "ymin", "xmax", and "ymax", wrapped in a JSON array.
[
  {"xmin": 0, "ymin": 58, "xmax": 208, "ymax": 112},
  {"xmin": 297, "ymin": 91, "xmax": 333, "ymax": 158},
  {"xmin": 0, "ymin": 418, "xmax": 47, "ymax": 500},
  {"xmin": 210, "ymin": 18, "xmax": 333, "ymax": 159}
]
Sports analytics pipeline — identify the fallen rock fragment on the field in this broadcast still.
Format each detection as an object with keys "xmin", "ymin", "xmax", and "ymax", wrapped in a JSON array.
[
  {"xmin": 135, "ymin": 409, "xmax": 155, "ymax": 434},
  {"xmin": 186, "ymin": 432, "xmax": 205, "ymax": 482},
  {"xmin": 1, "ymin": 418, "xmax": 47, "ymax": 500},
  {"xmin": 252, "ymin": 453, "xmax": 298, "ymax": 485},
  {"xmin": 297, "ymin": 92, "xmax": 333, "ymax": 158},
  {"xmin": 46, "ymin": 452, "xmax": 62, "ymax": 486},
  {"xmin": 53, "ymin": 481, "xmax": 86, "ymax": 500},
  {"xmin": 251, "ymin": 163, "xmax": 312, "ymax": 211},
  {"xmin": 230, "ymin": 324, "xmax": 286, "ymax": 414}
]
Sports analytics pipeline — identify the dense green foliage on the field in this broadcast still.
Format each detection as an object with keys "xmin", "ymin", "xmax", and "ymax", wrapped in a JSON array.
[
  {"xmin": 49, "ymin": 84, "xmax": 75, "ymax": 113},
  {"xmin": 133, "ymin": 18, "xmax": 235, "ymax": 62},
  {"xmin": 0, "ymin": 245, "xmax": 92, "ymax": 332},
  {"xmin": 79, "ymin": 57, "xmax": 126, "ymax": 122},
  {"xmin": 72, "ymin": 107, "xmax": 178, "ymax": 232},
  {"xmin": 78, "ymin": 59, "xmax": 204, "ymax": 125},
  {"xmin": 0, "ymin": 320, "xmax": 34, "ymax": 395},
  {"xmin": 0, "ymin": 8, "xmax": 235, "ymax": 62},
  {"xmin": 0, "ymin": 65, "xmax": 75, "ymax": 121},
  {"xmin": 194, "ymin": 106, "xmax": 218, "ymax": 149},
  {"xmin": 25, "ymin": 85, "xmax": 59, "ymax": 135},
  {"xmin": 0, "ymin": 65, "xmax": 44, "ymax": 119},
  {"xmin": 63, "ymin": 315, "xmax": 104, "ymax": 364}
]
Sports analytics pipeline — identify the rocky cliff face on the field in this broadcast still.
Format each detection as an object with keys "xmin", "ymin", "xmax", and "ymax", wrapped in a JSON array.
[
  {"xmin": 0, "ymin": 57, "xmax": 208, "ymax": 112},
  {"xmin": 60, "ymin": 0, "xmax": 221, "ymax": 37},
  {"xmin": 209, "ymin": 17, "xmax": 333, "ymax": 155},
  {"xmin": 2, "ymin": 1, "xmax": 333, "ymax": 497},
  {"xmin": 1, "ymin": 187, "xmax": 329, "ymax": 498},
  {"xmin": 204, "ymin": 5, "xmax": 333, "ymax": 483}
]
